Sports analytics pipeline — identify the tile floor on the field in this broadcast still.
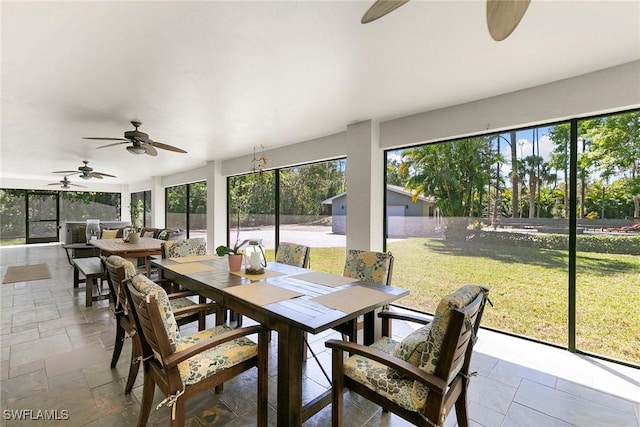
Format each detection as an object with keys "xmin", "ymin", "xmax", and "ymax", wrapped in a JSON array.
[{"xmin": 0, "ymin": 243, "xmax": 638, "ymax": 426}]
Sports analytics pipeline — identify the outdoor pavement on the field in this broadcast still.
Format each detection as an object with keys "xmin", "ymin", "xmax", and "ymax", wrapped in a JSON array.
[{"xmin": 225, "ymin": 224, "xmax": 403, "ymax": 249}]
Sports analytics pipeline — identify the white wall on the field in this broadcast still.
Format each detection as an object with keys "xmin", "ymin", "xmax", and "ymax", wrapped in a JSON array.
[
  {"xmin": 222, "ymin": 131, "xmax": 346, "ymax": 176},
  {"xmin": 379, "ymin": 61, "xmax": 640, "ymax": 149}
]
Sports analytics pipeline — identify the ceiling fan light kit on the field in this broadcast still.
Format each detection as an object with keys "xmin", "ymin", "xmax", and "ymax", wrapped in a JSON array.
[{"xmin": 127, "ymin": 146, "xmax": 147, "ymax": 155}]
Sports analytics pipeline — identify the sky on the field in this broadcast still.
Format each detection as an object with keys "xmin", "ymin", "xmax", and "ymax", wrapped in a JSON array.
[{"xmin": 386, "ymin": 125, "xmax": 556, "ymax": 174}]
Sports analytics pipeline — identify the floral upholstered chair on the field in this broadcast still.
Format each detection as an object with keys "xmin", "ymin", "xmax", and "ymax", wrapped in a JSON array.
[
  {"xmin": 124, "ymin": 274, "xmax": 269, "ymax": 427},
  {"xmin": 103, "ymin": 255, "xmax": 218, "ymax": 393},
  {"xmin": 343, "ymin": 249, "xmax": 394, "ymax": 286},
  {"xmin": 333, "ymin": 249, "xmax": 394, "ymax": 343},
  {"xmin": 325, "ymin": 285, "xmax": 490, "ymax": 427},
  {"xmin": 160, "ymin": 237, "xmax": 219, "ymax": 317},
  {"xmin": 162, "ymin": 237, "xmax": 207, "ymax": 259},
  {"xmin": 275, "ymin": 242, "xmax": 311, "ymax": 268}
]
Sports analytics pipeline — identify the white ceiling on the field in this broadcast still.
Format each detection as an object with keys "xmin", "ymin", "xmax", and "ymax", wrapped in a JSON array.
[{"xmin": 2, "ymin": 1, "xmax": 639, "ymax": 186}]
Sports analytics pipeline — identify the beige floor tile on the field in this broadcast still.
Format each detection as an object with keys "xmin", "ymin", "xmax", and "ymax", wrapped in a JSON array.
[{"xmin": 514, "ymin": 379, "xmax": 638, "ymax": 426}]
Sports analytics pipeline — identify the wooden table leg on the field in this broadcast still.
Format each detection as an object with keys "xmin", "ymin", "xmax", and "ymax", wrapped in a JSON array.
[
  {"xmin": 73, "ymin": 265, "xmax": 80, "ymax": 288},
  {"xmin": 277, "ymin": 326, "xmax": 304, "ymax": 427},
  {"xmin": 64, "ymin": 247, "xmax": 73, "ymax": 265},
  {"xmin": 86, "ymin": 276, "xmax": 94, "ymax": 308},
  {"xmin": 363, "ymin": 307, "xmax": 383, "ymax": 345}
]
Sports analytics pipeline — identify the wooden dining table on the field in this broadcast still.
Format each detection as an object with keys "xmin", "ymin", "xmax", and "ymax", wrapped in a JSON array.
[
  {"xmin": 89, "ymin": 237, "xmax": 164, "ymax": 276},
  {"xmin": 151, "ymin": 255, "xmax": 409, "ymax": 427}
]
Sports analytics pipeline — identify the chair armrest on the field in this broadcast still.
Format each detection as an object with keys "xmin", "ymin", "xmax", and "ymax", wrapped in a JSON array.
[
  {"xmin": 325, "ymin": 339, "xmax": 447, "ymax": 395},
  {"xmin": 173, "ymin": 302, "xmax": 222, "ymax": 317},
  {"xmin": 167, "ymin": 290, "xmax": 198, "ymax": 300},
  {"xmin": 155, "ymin": 278, "xmax": 180, "ymax": 288},
  {"xmin": 165, "ymin": 325, "xmax": 268, "ymax": 367},
  {"xmin": 378, "ymin": 310, "xmax": 432, "ymax": 326}
]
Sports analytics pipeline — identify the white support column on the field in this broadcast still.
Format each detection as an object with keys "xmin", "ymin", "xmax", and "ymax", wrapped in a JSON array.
[
  {"xmin": 206, "ymin": 160, "xmax": 228, "ymax": 253},
  {"xmin": 151, "ymin": 176, "xmax": 165, "ymax": 228},
  {"xmin": 120, "ymin": 184, "xmax": 130, "ymax": 223},
  {"xmin": 346, "ymin": 120, "xmax": 384, "ymax": 252}
]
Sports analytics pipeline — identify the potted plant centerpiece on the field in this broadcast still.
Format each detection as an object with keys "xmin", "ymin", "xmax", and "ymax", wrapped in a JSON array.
[
  {"xmin": 216, "ymin": 207, "xmax": 249, "ymax": 271},
  {"xmin": 124, "ymin": 200, "xmax": 143, "ymax": 243},
  {"xmin": 215, "ymin": 241, "xmax": 248, "ymax": 272}
]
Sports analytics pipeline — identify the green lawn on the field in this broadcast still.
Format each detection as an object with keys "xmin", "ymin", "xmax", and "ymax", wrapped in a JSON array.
[
  {"xmin": 0, "ymin": 238, "xmax": 26, "ymax": 246},
  {"xmin": 270, "ymin": 238, "xmax": 640, "ymax": 364}
]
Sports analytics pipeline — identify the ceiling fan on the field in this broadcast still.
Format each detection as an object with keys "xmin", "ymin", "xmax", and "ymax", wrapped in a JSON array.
[
  {"xmin": 361, "ymin": 0, "xmax": 531, "ymax": 42},
  {"xmin": 84, "ymin": 121, "xmax": 187, "ymax": 156},
  {"xmin": 52, "ymin": 160, "xmax": 116, "ymax": 180},
  {"xmin": 47, "ymin": 176, "xmax": 87, "ymax": 189}
]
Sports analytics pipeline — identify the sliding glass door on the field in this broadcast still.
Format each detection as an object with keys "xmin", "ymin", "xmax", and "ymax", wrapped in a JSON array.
[{"xmin": 26, "ymin": 191, "xmax": 59, "ymax": 244}]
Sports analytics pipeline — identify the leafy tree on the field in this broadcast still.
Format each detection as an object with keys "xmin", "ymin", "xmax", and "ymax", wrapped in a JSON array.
[
  {"xmin": 386, "ymin": 157, "xmax": 404, "ymax": 186},
  {"xmin": 523, "ymin": 155, "xmax": 544, "ymax": 218},
  {"xmin": 280, "ymin": 161, "xmax": 345, "ymax": 216},
  {"xmin": 0, "ymin": 189, "xmax": 26, "ymax": 238},
  {"xmin": 189, "ymin": 182, "xmax": 207, "ymax": 214},
  {"xmin": 229, "ymin": 171, "xmax": 275, "ymax": 227},
  {"xmin": 584, "ymin": 112, "xmax": 640, "ymax": 218},
  {"xmin": 166, "ymin": 185, "xmax": 187, "ymax": 213},
  {"xmin": 549, "ymin": 124, "xmax": 570, "ymax": 218},
  {"xmin": 400, "ymin": 137, "xmax": 496, "ymax": 217},
  {"xmin": 508, "ymin": 131, "xmax": 519, "ymax": 218}
]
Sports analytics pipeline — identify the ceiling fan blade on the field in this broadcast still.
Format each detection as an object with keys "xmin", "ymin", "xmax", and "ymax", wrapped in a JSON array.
[
  {"xmin": 52, "ymin": 170, "xmax": 78, "ymax": 174},
  {"xmin": 92, "ymin": 171, "xmax": 117, "ymax": 178},
  {"xmin": 486, "ymin": 0, "xmax": 531, "ymax": 41},
  {"xmin": 84, "ymin": 137, "xmax": 129, "ymax": 141},
  {"xmin": 87, "ymin": 173, "xmax": 104, "ymax": 179},
  {"xmin": 47, "ymin": 183, "xmax": 59, "ymax": 186},
  {"xmin": 70, "ymin": 183, "xmax": 87, "ymax": 188},
  {"xmin": 143, "ymin": 144, "xmax": 158, "ymax": 156},
  {"xmin": 361, "ymin": 0, "xmax": 410, "ymax": 24},
  {"xmin": 150, "ymin": 141, "xmax": 187, "ymax": 153},
  {"xmin": 96, "ymin": 141, "xmax": 129, "ymax": 149}
]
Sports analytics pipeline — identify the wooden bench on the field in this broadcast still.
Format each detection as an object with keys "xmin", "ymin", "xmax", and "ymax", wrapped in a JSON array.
[
  {"xmin": 72, "ymin": 257, "xmax": 109, "ymax": 307},
  {"xmin": 62, "ymin": 243, "xmax": 100, "ymax": 265}
]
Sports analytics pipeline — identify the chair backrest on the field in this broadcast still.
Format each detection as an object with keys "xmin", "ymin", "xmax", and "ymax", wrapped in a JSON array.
[
  {"xmin": 343, "ymin": 249, "xmax": 394, "ymax": 286},
  {"xmin": 410, "ymin": 285, "xmax": 489, "ymax": 410},
  {"xmin": 125, "ymin": 276, "xmax": 178, "ymax": 364},
  {"xmin": 103, "ymin": 255, "xmax": 138, "ymax": 311},
  {"xmin": 125, "ymin": 274, "xmax": 184, "ymax": 355},
  {"xmin": 275, "ymin": 242, "xmax": 311, "ymax": 268},
  {"xmin": 161, "ymin": 237, "xmax": 206, "ymax": 258}
]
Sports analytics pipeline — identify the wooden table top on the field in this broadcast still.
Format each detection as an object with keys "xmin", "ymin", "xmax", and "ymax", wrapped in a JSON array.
[
  {"xmin": 88, "ymin": 237, "xmax": 163, "ymax": 253},
  {"xmin": 152, "ymin": 256, "xmax": 408, "ymax": 334}
]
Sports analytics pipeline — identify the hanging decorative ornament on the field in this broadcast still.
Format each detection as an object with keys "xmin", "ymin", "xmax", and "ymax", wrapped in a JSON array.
[{"xmin": 252, "ymin": 145, "xmax": 269, "ymax": 177}]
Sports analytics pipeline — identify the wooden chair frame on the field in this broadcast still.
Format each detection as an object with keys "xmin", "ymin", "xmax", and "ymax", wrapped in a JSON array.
[
  {"xmin": 159, "ymin": 239, "xmax": 222, "ymax": 327},
  {"xmin": 275, "ymin": 242, "xmax": 311, "ymax": 268},
  {"xmin": 326, "ymin": 288, "xmax": 489, "ymax": 427},
  {"xmin": 333, "ymin": 250, "xmax": 395, "ymax": 343},
  {"xmin": 103, "ymin": 258, "xmax": 220, "ymax": 393},
  {"xmin": 124, "ymin": 278, "xmax": 269, "ymax": 427}
]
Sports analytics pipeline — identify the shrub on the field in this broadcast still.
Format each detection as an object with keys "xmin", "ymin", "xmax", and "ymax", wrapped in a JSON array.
[{"xmin": 471, "ymin": 231, "xmax": 640, "ymax": 255}]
